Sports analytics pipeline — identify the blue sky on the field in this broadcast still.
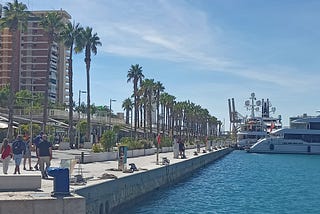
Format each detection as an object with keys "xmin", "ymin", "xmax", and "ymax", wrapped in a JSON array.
[{"xmin": 2, "ymin": 0, "xmax": 320, "ymax": 129}]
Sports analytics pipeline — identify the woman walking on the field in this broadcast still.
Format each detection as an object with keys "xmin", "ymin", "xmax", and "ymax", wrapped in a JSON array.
[{"xmin": 1, "ymin": 138, "xmax": 12, "ymax": 174}]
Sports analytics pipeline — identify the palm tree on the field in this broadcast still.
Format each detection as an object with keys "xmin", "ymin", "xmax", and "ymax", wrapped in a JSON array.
[
  {"xmin": 140, "ymin": 78, "xmax": 155, "ymax": 138},
  {"xmin": 160, "ymin": 93, "xmax": 167, "ymax": 134},
  {"xmin": 76, "ymin": 26, "xmax": 102, "ymax": 141},
  {"xmin": 60, "ymin": 21, "xmax": 83, "ymax": 145},
  {"xmin": 127, "ymin": 64, "xmax": 144, "ymax": 138},
  {"xmin": 122, "ymin": 98, "xmax": 133, "ymax": 125},
  {"xmin": 137, "ymin": 87, "xmax": 147, "ymax": 135},
  {"xmin": 159, "ymin": 92, "xmax": 176, "ymax": 136},
  {"xmin": 173, "ymin": 101, "xmax": 184, "ymax": 136},
  {"xmin": 166, "ymin": 94, "xmax": 176, "ymax": 136},
  {"xmin": 0, "ymin": 0, "xmax": 30, "ymax": 141},
  {"xmin": 154, "ymin": 81, "xmax": 165, "ymax": 135},
  {"xmin": 40, "ymin": 11, "xmax": 64, "ymax": 132}
]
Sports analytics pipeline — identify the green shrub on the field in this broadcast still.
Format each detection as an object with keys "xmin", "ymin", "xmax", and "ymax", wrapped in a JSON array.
[
  {"xmin": 100, "ymin": 130, "xmax": 116, "ymax": 152},
  {"xmin": 157, "ymin": 136, "xmax": 172, "ymax": 148},
  {"xmin": 119, "ymin": 137, "xmax": 151, "ymax": 150},
  {"xmin": 139, "ymin": 139, "xmax": 153, "ymax": 149},
  {"xmin": 119, "ymin": 137, "xmax": 132, "ymax": 145},
  {"xmin": 92, "ymin": 143, "xmax": 103, "ymax": 153}
]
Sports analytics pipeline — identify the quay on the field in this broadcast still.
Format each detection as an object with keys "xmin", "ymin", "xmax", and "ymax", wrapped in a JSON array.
[{"xmin": 0, "ymin": 146, "xmax": 233, "ymax": 214}]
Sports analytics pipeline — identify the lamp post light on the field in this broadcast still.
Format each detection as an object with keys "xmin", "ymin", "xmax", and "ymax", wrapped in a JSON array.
[
  {"xmin": 109, "ymin": 99, "xmax": 116, "ymax": 129},
  {"xmin": 77, "ymin": 90, "xmax": 87, "ymax": 148}
]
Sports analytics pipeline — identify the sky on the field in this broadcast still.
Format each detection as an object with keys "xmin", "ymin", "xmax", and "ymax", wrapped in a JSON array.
[{"xmin": 1, "ymin": 0, "xmax": 320, "ymax": 130}]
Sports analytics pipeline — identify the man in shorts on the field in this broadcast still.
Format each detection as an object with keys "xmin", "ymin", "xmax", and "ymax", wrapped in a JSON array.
[{"xmin": 33, "ymin": 131, "xmax": 43, "ymax": 170}]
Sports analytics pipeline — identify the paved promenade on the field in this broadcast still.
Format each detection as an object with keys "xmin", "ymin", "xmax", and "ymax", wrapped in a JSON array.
[{"xmin": 0, "ymin": 146, "xmax": 213, "ymax": 196}]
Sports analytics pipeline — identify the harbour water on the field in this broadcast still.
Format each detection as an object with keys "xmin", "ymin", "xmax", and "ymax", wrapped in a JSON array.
[{"xmin": 124, "ymin": 150, "xmax": 320, "ymax": 214}]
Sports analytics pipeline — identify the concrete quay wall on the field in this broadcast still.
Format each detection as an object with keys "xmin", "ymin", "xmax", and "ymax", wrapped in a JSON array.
[
  {"xmin": 75, "ymin": 148, "xmax": 233, "ymax": 214},
  {"xmin": 0, "ymin": 193, "xmax": 85, "ymax": 214}
]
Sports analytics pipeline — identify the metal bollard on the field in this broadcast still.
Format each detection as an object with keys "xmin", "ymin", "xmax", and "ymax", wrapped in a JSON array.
[{"xmin": 81, "ymin": 152, "xmax": 84, "ymax": 164}]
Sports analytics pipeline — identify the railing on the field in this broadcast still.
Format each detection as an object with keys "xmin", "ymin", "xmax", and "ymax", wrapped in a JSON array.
[
  {"xmin": 0, "ymin": 107, "xmax": 125, "ymax": 125},
  {"xmin": 49, "ymin": 109, "xmax": 125, "ymax": 124}
]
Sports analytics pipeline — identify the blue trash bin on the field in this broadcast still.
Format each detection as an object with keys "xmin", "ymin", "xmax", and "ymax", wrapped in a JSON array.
[{"xmin": 47, "ymin": 167, "xmax": 70, "ymax": 196}]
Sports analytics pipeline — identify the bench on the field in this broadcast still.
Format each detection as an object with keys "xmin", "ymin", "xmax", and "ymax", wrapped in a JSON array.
[{"xmin": 0, "ymin": 175, "xmax": 41, "ymax": 191}]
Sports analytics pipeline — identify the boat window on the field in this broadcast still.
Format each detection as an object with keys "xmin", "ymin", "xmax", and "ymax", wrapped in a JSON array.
[
  {"xmin": 284, "ymin": 134, "xmax": 301, "ymax": 140},
  {"xmin": 284, "ymin": 133, "xmax": 320, "ymax": 143},
  {"xmin": 310, "ymin": 122, "xmax": 320, "ymax": 130}
]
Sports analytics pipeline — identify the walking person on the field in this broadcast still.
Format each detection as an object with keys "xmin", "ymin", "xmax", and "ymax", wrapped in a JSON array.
[
  {"xmin": 181, "ymin": 140, "xmax": 186, "ymax": 159},
  {"xmin": 37, "ymin": 134, "xmax": 52, "ymax": 179},
  {"xmin": 178, "ymin": 138, "xmax": 184, "ymax": 158},
  {"xmin": 33, "ymin": 131, "xmax": 43, "ymax": 170},
  {"xmin": 1, "ymin": 138, "xmax": 12, "ymax": 174},
  {"xmin": 23, "ymin": 136, "xmax": 33, "ymax": 171},
  {"xmin": 12, "ymin": 135, "xmax": 26, "ymax": 174}
]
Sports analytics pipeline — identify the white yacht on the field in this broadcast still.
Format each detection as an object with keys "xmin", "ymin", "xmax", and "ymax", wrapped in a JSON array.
[
  {"xmin": 236, "ymin": 93, "xmax": 282, "ymax": 150},
  {"xmin": 237, "ymin": 117, "xmax": 268, "ymax": 150},
  {"xmin": 248, "ymin": 114, "xmax": 320, "ymax": 154}
]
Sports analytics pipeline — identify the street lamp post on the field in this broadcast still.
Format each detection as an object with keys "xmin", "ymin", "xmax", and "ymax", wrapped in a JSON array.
[
  {"xmin": 30, "ymin": 96, "xmax": 33, "ymax": 143},
  {"xmin": 30, "ymin": 77, "xmax": 43, "ymax": 142},
  {"xmin": 109, "ymin": 99, "xmax": 116, "ymax": 129},
  {"xmin": 77, "ymin": 90, "xmax": 86, "ymax": 148},
  {"xmin": 16, "ymin": 96, "xmax": 34, "ymax": 141},
  {"xmin": 130, "ymin": 109, "xmax": 133, "ymax": 138}
]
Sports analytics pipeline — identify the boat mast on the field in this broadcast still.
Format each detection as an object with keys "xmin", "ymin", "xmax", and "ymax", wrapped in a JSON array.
[{"xmin": 245, "ymin": 93, "xmax": 261, "ymax": 118}]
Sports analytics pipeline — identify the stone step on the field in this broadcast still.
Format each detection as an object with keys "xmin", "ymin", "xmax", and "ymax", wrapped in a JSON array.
[{"xmin": 0, "ymin": 175, "xmax": 41, "ymax": 191}]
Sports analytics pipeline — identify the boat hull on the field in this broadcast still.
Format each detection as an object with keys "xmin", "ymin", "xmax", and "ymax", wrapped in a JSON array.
[{"xmin": 248, "ymin": 138, "xmax": 320, "ymax": 154}]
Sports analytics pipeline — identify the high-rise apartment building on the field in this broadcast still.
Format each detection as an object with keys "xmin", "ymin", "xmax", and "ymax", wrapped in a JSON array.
[{"xmin": 0, "ymin": 10, "xmax": 71, "ymax": 105}]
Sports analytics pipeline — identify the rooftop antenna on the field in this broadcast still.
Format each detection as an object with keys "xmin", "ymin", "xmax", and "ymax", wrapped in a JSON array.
[{"xmin": 245, "ymin": 92, "xmax": 260, "ymax": 118}]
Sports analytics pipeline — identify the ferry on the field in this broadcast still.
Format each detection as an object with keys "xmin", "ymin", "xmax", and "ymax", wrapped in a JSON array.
[{"xmin": 248, "ymin": 114, "xmax": 320, "ymax": 154}]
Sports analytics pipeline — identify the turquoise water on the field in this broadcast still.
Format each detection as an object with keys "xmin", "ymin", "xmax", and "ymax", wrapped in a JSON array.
[{"xmin": 124, "ymin": 150, "xmax": 320, "ymax": 214}]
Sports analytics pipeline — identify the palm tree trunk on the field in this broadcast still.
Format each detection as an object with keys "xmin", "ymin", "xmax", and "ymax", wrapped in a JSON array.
[
  {"xmin": 68, "ymin": 51, "xmax": 74, "ymax": 146},
  {"xmin": 148, "ymin": 95, "xmax": 152, "ymax": 139},
  {"xmin": 86, "ymin": 57, "xmax": 91, "ymax": 142},
  {"xmin": 125, "ymin": 109, "xmax": 129, "ymax": 124},
  {"xmin": 143, "ymin": 103, "xmax": 146, "ymax": 136},
  {"xmin": 43, "ymin": 37, "xmax": 53, "ymax": 132},
  {"xmin": 8, "ymin": 29, "xmax": 19, "ymax": 141},
  {"xmin": 171, "ymin": 110, "xmax": 175, "ymax": 137},
  {"xmin": 156, "ymin": 95, "xmax": 160, "ymax": 135},
  {"xmin": 134, "ymin": 85, "xmax": 137, "ymax": 138},
  {"xmin": 161, "ymin": 104, "xmax": 165, "ymax": 134},
  {"xmin": 8, "ymin": 84, "xmax": 14, "ymax": 141}
]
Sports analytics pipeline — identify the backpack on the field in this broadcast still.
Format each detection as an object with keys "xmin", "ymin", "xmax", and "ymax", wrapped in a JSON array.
[
  {"xmin": 12, "ymin": 140, "xmax": 25, "ymax": 154},
  {"xmin": 1, "ymin": 145, "xmax": 11, "ymax": 159}
]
